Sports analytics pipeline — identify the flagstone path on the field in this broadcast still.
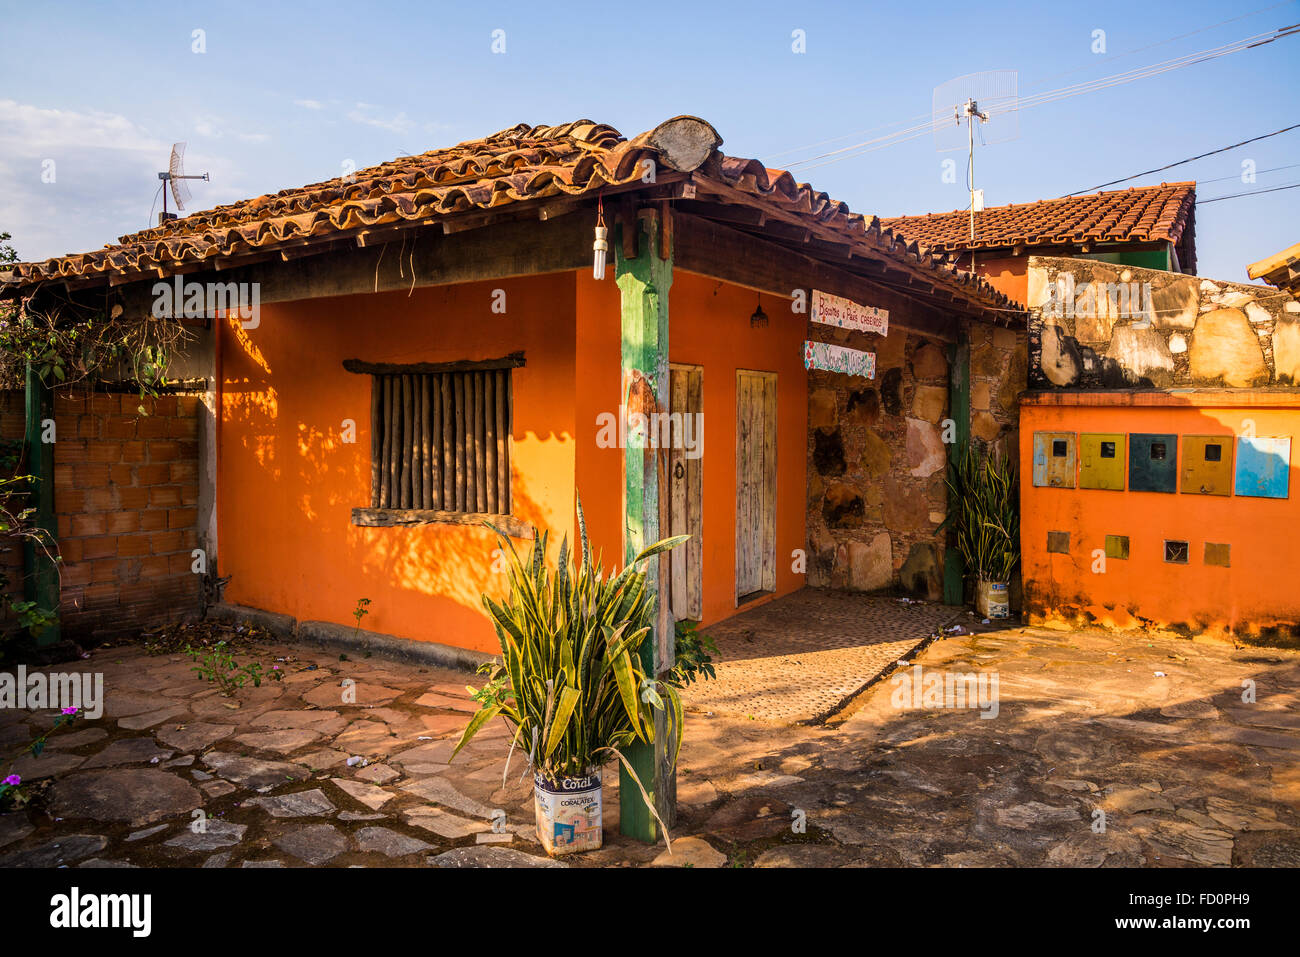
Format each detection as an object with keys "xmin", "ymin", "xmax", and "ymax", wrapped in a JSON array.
[{"xmin": 0, "ymin": 617, "xmax": 1296, "ymax": 868}]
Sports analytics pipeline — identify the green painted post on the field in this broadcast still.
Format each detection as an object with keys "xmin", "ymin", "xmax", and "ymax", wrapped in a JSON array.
[
  {"xmin": 22, "ymin": 363, "xmax": 61, "ymax": 646},
  {"xmin": 942, "ymin": 335, "xmax": 970, "ymax": 606},
  {"xmin": 614, "ymin": 208, "xmax": 674, "ymax": 842}
]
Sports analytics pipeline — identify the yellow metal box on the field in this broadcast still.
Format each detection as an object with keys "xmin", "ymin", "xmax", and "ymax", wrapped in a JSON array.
[
  {"xmin": 1079, "ymin": 433, "xmax": 1126, "ymax": 490},
  {"xmin": 1180, "ymin": 434, "xmax": 1233, "ymax": 496}
]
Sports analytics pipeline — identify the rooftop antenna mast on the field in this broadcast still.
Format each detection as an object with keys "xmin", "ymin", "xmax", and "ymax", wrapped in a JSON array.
[
  {"xmin": 158, "ymin": 142, "xmax": 209, "ymax": 225},
  {"xmin": 932, "ymin": 70, "xmax": 1019, "ymax": 272}
]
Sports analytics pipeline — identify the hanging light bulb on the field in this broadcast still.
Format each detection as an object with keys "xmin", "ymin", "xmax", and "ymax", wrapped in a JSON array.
[
  {"xmin": 750, "ymin": 297, "xmax": 768, "ymax": 328},
  {"xmin": 592, "ymin": 196, "xmax": 608, "ymax": 280}
]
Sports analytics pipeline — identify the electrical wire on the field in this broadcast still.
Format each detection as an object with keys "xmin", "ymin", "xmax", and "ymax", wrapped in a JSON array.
[
  {"xmin": 146, "ymin": 181, "xmax": 164, "ymax": 229},
  {"xmin": 769, "ymin": 4, "xmax": 1294, "ymax": 165},
  {"xmin": 1025, "ymin": 1, "xmax": 1296, "ymax": 90},
  {"xmin": 1195, "ymin": 162, "xmax": 1300, "ymax": 185},
  {"xmin": 783, "ymin": 23, "xmax": 1298, "ymax": 173},
  {"xmin": 1197, "ymin": 181, "xmax": 1300, "ymax": 203},
  {"xmin": 1064, "ymin": 124, "xmax": 1300, "ymax": 195}
]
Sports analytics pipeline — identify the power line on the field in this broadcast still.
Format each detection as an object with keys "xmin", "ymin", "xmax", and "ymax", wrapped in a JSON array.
[
  {"xmin": 1025, "ymin": 1, "xmax": 1297, "ymax": 90},
  {"xmin": 785, "ymin": 24, "xmax": 1298, "ymax": 173},
  {"xmin": 771, "ymin": 4, "xmax": 1295, "ymax": 166},
  {"xmin": 1197, "ymin": 181, "xmax": 1300, "ymax": 204},
  {"xmin": 1064, "ymin": 124, "xmax": 1300, "ymax": 195},
  {"xmin": 1196, "ymin": 162, "xmax": 1300, "ymax": 185}
]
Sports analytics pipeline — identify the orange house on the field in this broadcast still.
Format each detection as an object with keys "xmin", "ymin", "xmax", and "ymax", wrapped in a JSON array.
[
  {"xmin": 883, "ymin": 182, "xmax": 1198, "ymax": 305},
  {"xmin": 6, "ymin": 116, "xmax": 1021, "ymax": 662},
  {"xmin": 1017, "ymin": 254, "xmax": 1300, "ymax": 643}
]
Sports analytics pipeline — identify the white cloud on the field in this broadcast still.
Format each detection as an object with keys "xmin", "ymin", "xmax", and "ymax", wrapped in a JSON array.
[
  {"xmin": 0, "ymin": 99, "xmax": 242, "ymax": 262},
  {"xmin": 294, "ymin": 98, "xmax": 324, "ymax": 110},
  {"xmin": 346, "ymin": 102, "xmax": 413, "ymax": 134}
]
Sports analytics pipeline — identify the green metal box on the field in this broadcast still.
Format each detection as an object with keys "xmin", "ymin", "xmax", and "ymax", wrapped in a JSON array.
[{"xmin": 1129, "ymin": 433, "xmax": 1177, "ymax": 494}]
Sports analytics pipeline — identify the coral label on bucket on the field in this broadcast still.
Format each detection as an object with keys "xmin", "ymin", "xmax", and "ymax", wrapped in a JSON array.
[{"xmin": 534, "ymin": 772, "xmax": 602, "ymax": 856}]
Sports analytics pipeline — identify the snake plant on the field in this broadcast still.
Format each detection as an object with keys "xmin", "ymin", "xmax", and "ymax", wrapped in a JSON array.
[
  {"xmin": 943, "ymin": 445, "xmax": 1020, "ymax": 582},
  {"xmin": 452, "ymin": 497, "xmax": 688, "ymax": 813}
]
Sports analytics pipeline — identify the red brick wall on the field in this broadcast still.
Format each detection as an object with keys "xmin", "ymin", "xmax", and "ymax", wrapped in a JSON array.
[
  {"xmin": 1, "ymin": 390, "xmax": 203, "ymax": 640},
  {"xmin": 0, "ymin": 399, "xmax": 25, "ymax": 620}
]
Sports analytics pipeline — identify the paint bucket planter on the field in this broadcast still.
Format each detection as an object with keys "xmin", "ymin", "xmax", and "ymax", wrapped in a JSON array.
[
  {"xmin": 534, "ymin": 770, "xmax": 602, "ymax": 856},
  {"xmin": 976, "ymin": 579, "xmax": 1010, "ymax": 619}
]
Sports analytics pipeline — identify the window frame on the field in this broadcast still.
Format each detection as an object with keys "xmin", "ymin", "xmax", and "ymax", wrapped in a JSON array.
[{"xmin": 343, "ymin": 352, "xmax": 531, "ymax": 536}]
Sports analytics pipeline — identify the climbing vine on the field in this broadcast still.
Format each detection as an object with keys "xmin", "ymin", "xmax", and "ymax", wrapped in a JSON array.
[{"xmin": 0, "ymin": 230, "xmax": 193, "ymax": 643}]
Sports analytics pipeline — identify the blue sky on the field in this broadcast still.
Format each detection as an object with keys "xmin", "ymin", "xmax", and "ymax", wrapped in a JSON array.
[{"xmin": 2, "ymin": 0, "xmax": 1296, "ymax": 280}]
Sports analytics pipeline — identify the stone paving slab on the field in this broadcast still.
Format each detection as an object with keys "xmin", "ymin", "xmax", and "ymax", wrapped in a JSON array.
[
  {"xmin": 682, "ymin": 589, "xmax": 960, "ymax": 722},
  {"xmin": 0, "ymin": 617, "xmax": 1296, "ymax": 868}
]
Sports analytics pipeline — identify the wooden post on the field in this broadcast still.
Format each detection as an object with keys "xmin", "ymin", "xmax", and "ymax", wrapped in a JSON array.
[
  {"xmin": 943, "ymin": 334, "xmax": 971, "ymax": 605},
  {"xmin": 22, "ymin": 363, "xmax": 60, "ymax": 646},
  {"xmin": 615, "ymin": 206, "xmax": 675, "ymax": 842}
]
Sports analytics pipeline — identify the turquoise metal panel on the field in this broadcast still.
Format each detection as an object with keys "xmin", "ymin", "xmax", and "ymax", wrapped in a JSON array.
[{"xmin": 1234, "ymin": 436, "xmax": 1291, "ymax": 499}]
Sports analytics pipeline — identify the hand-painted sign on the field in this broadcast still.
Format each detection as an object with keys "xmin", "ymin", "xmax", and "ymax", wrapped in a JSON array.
[
  {"xmin": 810, "ymin": 289, "xmax": 888, "ymax": 336},
  {"xmin": 804, "ymin": 340, "xmax": 876, "ymax": 379}
]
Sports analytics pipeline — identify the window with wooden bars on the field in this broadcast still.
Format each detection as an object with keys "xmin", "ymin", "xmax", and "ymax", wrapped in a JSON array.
[{"xmin": 344, "ymin": 353, "xmax": 524, "ymax": 530}]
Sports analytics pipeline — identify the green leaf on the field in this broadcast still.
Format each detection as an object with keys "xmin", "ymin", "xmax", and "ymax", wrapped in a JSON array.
[
  {"xmin": 542, "ymin": 685, "xmax": 580, "ymax": 759},
  {"xmin": 449, "ymin": 703, "xmax": 501, "ymax": 762}
]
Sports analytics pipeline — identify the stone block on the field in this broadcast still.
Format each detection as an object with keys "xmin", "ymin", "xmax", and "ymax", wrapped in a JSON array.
[{"xmin": 1188, "ymin": 308, "xmax": 1268, "ymax": 386}]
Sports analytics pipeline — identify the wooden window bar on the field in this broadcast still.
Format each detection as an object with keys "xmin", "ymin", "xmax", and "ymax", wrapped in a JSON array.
[{"xmin": 349, "ymin": 353, "xmax": 522, "ymax": 517}]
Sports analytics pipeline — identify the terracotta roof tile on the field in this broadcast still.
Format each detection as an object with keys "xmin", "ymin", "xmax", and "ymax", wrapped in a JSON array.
[
  {"xmin": 881, "ymin": 182, "xmax": 1196, "ymax": 255},
  {"xmin": 4, "ymin": 118, "xmax": 1019, "ymax": 318}
]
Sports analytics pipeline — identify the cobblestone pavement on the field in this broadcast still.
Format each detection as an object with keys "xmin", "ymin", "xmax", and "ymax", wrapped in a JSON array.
[
  {"xmin": 681, "ymin": 590, "xmax": 959, "ymax": 723},
  {"xmin": 1, "ymin": 619, "xmax": 1297, "ymax": 868}
]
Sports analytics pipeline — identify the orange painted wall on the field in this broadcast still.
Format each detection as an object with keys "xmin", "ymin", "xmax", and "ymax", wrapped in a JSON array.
[
  {"xmin": 1020, "ymin": 396, "xmax": 1300, "ymax": 639},
  {"xmin": 218, "ymin": 275, "xmax": 576, "ymax": 654},
  {"xmin": 220, "ymin": 266, "xmax": 808, "ymax": 655},
  {"xmin": 575, "ymin": 269, "xmax": 808, "ymax": 627},
  {"xmin": 972, "ymin": 255, "xmax": 1027, "ymax": 305}
]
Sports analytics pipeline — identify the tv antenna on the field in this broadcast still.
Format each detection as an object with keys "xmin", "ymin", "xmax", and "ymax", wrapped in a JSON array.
[
  {"xmin": 158, "ymin": 142, "xmax": 209, "ymax": 225},
  {"xmin": 932, "ymin": 70, "xmax": 1019, "ymax": 269}
]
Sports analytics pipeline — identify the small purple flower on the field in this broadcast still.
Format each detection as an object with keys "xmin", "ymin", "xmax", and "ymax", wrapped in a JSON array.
[
  {"xmin": 61, "ymin": 707, "xmax": 78, "ymax": 715},
  {"xmin": 3, "ymin": 774, "xmax": 21, "ymax": 786}
]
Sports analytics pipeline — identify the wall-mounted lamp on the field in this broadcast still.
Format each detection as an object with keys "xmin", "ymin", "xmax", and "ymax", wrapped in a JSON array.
[{"xmin": 592, "ymin": 196, "xmax": 608, "ymax": 280}]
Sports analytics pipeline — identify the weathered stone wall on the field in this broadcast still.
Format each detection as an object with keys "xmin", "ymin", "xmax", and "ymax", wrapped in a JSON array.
[
  {"xmin": 971, "ymin": 322, "xmax": 1028, "ymax": 460},
  {"xmin": 1027, "ymin": 255, "xmax": 1300, "ymax": 389},
  {"xmin": 805, "ymin": 318, "xmax": 1026, "ymax": 599}
]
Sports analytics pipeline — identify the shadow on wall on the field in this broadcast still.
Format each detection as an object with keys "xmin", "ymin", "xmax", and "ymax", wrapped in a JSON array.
[{"xmin": 218, "ymin": 314, "xmax": 557, "ymax": 652}]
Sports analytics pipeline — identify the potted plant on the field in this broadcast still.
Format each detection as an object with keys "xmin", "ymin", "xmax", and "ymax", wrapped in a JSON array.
[
  {"xmin": 943, "ymin": 445, "xmax": 1020, "ymax": 619},
  {"xmin": 452, "ymin": 498, "xmax": 688, "ymax": 856}
]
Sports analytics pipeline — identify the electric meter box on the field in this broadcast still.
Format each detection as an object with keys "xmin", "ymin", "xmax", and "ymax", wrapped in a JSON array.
[
  {"xmin": 1078, "ymin": 433, "xmax": 1125, "ymax": 490},
  {"xmin": 1129, "ymin": 433, "xmax": 1177, "ymax": 494},
  {"xmin": 1180, "ymin": 435, "xmax": 1233, "ymax": 496},
  {"xmin": 1032, "ymin": 432, "xmax": 1076, "ymax": 489}
]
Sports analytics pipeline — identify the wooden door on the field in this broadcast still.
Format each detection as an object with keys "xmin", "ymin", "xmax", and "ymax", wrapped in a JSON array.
[
  {"xmin": 668, "ymin": 365, "xmax": 703, "ymax": 620},
  {"xmin": 735, "ymin": 370, "xmax": 777, "ymax": 603}
]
